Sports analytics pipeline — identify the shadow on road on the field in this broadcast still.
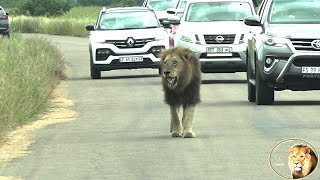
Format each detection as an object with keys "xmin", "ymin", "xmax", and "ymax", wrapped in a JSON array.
[
  {"xmin": 200, "ymin": 100, "xmax": 251, "ymax": 107},
  {"xmin": 273, "ymin": 101, "xmax": 320, "ymax": 106},
  {"xmin": 202, "ymin": 79, "xmax": 247, "ymax": 84},
  {"xmin": 67, "ymin": 74, "xmax": 160, "ymax": 81}
]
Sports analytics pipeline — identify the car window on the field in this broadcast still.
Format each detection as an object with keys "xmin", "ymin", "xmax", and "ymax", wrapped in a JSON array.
[
  {"xmin": 268, "ymin": 0, "xmax": 320, "ymax": 24},
  {"xmin": 99, "ymin": 11, "xmax": 160, "ymax": 30},
  {"xmin": 148, "ymin": 0, "xmax": 179, "ymax": 11},
  {"xmin": 185, "ymin": 2, "xmax": 254, "ymax": 22}
]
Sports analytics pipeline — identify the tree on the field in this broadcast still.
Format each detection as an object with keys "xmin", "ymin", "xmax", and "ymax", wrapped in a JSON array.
[{"xmin": 19, "ymin": 0, "xmax": 71, "ymax": 16}]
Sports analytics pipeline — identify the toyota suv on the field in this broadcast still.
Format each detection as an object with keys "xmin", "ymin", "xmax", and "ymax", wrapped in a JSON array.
[
  {"xmin": 85, "ymin": 7, "xmax": 169, "ymax": 79},
  {"xmin": 173, "ymin": 0, "xmax": 257, "ymax": 73},
  {"xmin": 0, "ymin": 6, "xmax": 10, "ymax": 37},
  {"xmin": 244, "ymin": 0, "xmax": 320, "ymax": 105}
]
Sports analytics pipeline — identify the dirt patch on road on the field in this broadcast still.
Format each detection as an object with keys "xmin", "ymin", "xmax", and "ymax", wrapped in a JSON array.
[{"xmin": 0, "ymin": 81, "xmax": 76, "ymax": 167}]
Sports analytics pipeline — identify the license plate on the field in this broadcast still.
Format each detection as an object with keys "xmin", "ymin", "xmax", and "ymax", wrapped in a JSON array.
[
  {"xmin": 119, "ymin": 56, "xmax": 143, "ymax": 63},
  {"xmin": 302, "ymin": 67, "xmax": 320, "ymax": 74},
  {"xmin": 207, "ymin": 47, "xmax": 233, "ymax": 53}
]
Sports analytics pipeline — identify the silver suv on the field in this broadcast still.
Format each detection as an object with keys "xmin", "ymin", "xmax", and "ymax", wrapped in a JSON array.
[
  {"xmin": 0, "ymin": 6, "xmax": 9, "ymax": 37},
  {"xmin": 173, "ymin": 0, "xmax": 256, "ymax": 73},
  {"xmin": 85, "ymin": 7, "xmax": 169, "ymax": 79},
  {"xmin": 245, "ymin": 0, "xmax": 320, "ymax": 105}
]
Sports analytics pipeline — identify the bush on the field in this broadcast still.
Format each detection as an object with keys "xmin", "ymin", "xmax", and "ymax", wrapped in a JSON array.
[
  {"xmin": 0, "ymin": 35, "xmax": 64, "ymax": 142},
  {"xmin": 19, "ymin": 0, "xmax": 72, "ymax": 17}
]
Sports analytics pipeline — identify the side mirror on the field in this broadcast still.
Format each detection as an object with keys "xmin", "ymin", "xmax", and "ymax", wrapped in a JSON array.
[
  {"xmin": 6, "ymin": 12, "xmax": 9, "ymax": 16},
  {"xmin": 85, "ymin": 24, "xmax": 95, "ymax": 31},
  {"xmin": 166, "ymin": 8, "xmax": 176, "ymax": 15},
  {"xmin": 244, "ymin": 15, "xmax": 261, "ymax": 26},
  {"xmin": 160, "ymin": 17, "xmax": 180, "ymax": 28}
]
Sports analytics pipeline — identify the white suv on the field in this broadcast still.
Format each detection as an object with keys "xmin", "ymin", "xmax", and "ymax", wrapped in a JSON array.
[
  {"xmin": 85, "ymin": 7, "xmax": 169, "ymax": 79},
  {"xmin": 174, "ymin": 0, "xmax": 256, "ymax": 73}
]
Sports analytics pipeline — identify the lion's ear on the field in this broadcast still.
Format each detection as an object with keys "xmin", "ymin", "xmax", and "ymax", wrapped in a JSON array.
[
  {"xmin": 180, "ymin": 48, "xmax": 193, "ymax": 60},
  {"xmin": 305, "ymin": 146, "xmax": 311, "ymax": 154}
]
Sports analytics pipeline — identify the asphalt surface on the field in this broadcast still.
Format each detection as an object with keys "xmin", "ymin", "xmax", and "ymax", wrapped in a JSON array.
[{"xmin": 1, "ymin": 34, "xmax": 320, "ymax": 180}]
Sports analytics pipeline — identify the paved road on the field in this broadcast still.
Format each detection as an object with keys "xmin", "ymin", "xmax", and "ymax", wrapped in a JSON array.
[{"xmin": 1, "ymin": 34, "xmax": 320, "ymax": 179}]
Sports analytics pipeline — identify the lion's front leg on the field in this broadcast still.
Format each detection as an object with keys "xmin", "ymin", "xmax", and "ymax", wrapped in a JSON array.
[
  {"xmin": 182, "ymin": 104, "xmax": 196, "ymax": 138},
  {"xmin": 170, "ymin": 105, "xmax": 182, "ymax": 137}
]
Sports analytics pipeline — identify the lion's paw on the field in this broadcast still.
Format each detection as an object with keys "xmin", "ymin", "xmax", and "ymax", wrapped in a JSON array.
[
  {"xmin": 171, "ymin": 131, "xmax": 182, "ymax": 137},
  {"xmin": 183, "ymin": 131, "xmax": 196, "ymax": 138}
]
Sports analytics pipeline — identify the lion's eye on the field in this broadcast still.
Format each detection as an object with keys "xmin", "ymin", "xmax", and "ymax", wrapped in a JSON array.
[
  {"xmin": 163, "ymin": 61, "xmax": 167, "ymax": 65},
  {"xmin": 293, "ymin": 155, "xmax": 296, "ymax": 158},
  {"xmin": 173, "ymin": 61, "xmax": 178, "ymax": 66},
  {"xmin": 300, "ymin": 155, "xmax": 304, "ymax": 158}
]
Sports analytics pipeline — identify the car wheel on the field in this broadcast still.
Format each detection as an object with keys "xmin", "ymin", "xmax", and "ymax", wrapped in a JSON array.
[
  {"xmin": 90, "ymin": 56, "xmax": 101, "ymax": 79},
  {"xmin": 255, "ymin": 65, "xmax": 274, "ymax": 105},
  {"xmin": 247, "ymin": 52, "xmax": 256, "ymax": 102}
]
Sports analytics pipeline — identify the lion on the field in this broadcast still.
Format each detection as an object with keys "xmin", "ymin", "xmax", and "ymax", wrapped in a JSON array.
[
  {"xmin": 288, "ymin": 144, "xmax": 318, "ymax": 179},
  {"xmin": 160, "ymin": 47, "xmax": 201, "ymax": 138}
]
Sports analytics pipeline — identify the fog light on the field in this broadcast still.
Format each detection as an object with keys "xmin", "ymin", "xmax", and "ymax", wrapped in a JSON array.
[
  {"xmin": 150, "ymin": 46, "xmax": 165, "ymax": 58},
  {"xmin": 266, "ymin": 58, "xmax": 273, "ymax": 65}
]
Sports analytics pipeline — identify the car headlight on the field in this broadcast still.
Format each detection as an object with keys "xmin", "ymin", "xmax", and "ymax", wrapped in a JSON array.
[
  {"xmin": 263, "ymin": 35, "xmax": 288, "ymax": 46},
  {"xmin": 178, "ymin": 32, "xmax": 199, "ymax": 44}
]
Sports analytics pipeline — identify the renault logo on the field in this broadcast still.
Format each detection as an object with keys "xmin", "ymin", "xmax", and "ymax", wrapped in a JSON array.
[
  {"xmin": 126, "ymin": 37, "xmax": 135, "ymax": 47},
  {"xmin": 311, "ymin": 40, "xmax": 320, "ymax": 50},
  {"xmin": 215, "ymin": 36, "xmax": 224, "ymax": 43}
]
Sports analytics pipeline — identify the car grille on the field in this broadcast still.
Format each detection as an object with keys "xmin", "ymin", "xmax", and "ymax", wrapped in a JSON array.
[
  {"xmin": 105, "ymin": 38, "xmax": 155, "ymax": 49},
  {"xmin": 204, "ymin": 34, "xmax": 235, "ymax": 44},
  {"xmin": 290, "ymin": 38, "xmax": 320, "ymax": 52}
]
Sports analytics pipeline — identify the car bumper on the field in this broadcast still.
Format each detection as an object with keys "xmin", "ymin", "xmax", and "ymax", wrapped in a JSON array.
[
  {"xmin": 261, "ymin": 52, "xmax": 320, "ymax": 90},
  {"xmin": 175, "ymin": 40, "xmax": 247, "ymax": 72}
]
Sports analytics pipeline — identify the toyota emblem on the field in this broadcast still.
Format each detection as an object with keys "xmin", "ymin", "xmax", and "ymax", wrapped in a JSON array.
[
  {"xmin": 215, "ymin": 36, "xmax": 224, "ymax": 43},
  {"xmin": 126, "ymin": 37, "xmax": 135, "ymax": 47},
  {"xmin": 311, "ymin": 40, "xmax": 320, "ymax": 50}
]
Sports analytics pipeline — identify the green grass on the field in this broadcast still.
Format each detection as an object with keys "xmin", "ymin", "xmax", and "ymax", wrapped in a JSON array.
[
  {"xmin": 0, "ymin": 35, "xmax": 64, "ymax": 142},
  {"xmin": 11, "ymin": 6, "xmax": 101, "ymax": 37}
]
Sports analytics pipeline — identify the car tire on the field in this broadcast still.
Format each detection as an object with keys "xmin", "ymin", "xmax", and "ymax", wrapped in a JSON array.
[
  {"xmin": 90, "ymin": 56, "xmax": 101, "ymax": 79},
  {"xmin": 255, "ymin": 65, "xmax": 274, "ymax": 105}
]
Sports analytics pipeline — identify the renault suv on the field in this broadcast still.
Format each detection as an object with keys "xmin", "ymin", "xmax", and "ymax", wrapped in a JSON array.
[
  {"xmin": 173, "ymin": 0, "xmax": 256, "ymax": 73},
  {"xmin": 245, "ymin": 0, "xmax": 320, "ymax": 105},
  {"xmin": 86, "ymin": 7, "xmax": 169, "ymax": 79},
  {"xmin": 0, "ymin": 6, "xmax": 9, "ymax": 37}
]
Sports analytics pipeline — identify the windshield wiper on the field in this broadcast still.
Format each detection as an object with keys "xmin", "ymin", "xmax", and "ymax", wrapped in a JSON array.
[{"xmin": 144, "ymin": 26, "xmax": 159, "ymax": 29}]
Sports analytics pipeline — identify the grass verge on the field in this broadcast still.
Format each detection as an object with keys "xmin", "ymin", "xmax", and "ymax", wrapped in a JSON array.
[
  {"xmin": 0, "ymin": 35, "xmax": 65, "ymax": 143},
  {"xmin": 10, "ymin": 6, "xmax": 101, "ymax": 37}
]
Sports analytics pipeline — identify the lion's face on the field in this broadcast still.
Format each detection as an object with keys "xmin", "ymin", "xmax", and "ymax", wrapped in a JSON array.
[
  {"xmin": 161, "ymin": 54, "xmax": 183, "ymax": 89},
  {"xmin": 160, "ymin": 48, "xmax": 193, "ymax": 90},
  {"xmin": 289, "ymin": 146, "xmax": 311, "ymax": 172}
]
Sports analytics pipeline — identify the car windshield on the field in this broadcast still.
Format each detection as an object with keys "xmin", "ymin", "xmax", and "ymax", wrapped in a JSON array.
[
  {"xmin": 185, "ymin": 2, "xmax": 253, "ymax": 22},
  {"xmin": 149, "ymin": 0, "xmax": 179, "ymax": 11},
  {"xmin": 99, "ymin": 11, "xmax": 160, "ymax": 30},
  {"xmin": 269, "ymin": 0, "xmax": 320, "ymax": 24}
]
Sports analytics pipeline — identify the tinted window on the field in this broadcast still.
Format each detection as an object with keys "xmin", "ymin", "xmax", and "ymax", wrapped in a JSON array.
[
  {"xmin": 269, "ymin": 0, "xmax": 320, "ymax": 23},
  {"xmin": 186, "ymin": 2, "xmax": 254, "ymax": 22},
  {"xmin": 99, "ymin": 11, "xmax": 160, "ymax": 30},
  {"xmin": 149, "ymin": 0, "xmax": 179, "ymax": 11}
]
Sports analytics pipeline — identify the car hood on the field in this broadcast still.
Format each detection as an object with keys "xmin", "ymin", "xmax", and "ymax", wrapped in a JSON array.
[
  {"xmin": 266, "ymin": 24, "xmax": 320, "ymax": 38},
  {"xmin": 178, "ymin": 21, "xmax": 253, "ymax": 34},
  {"xmin": 90, "ymin": 28, "xmax": 167, "ymax": 42}
]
